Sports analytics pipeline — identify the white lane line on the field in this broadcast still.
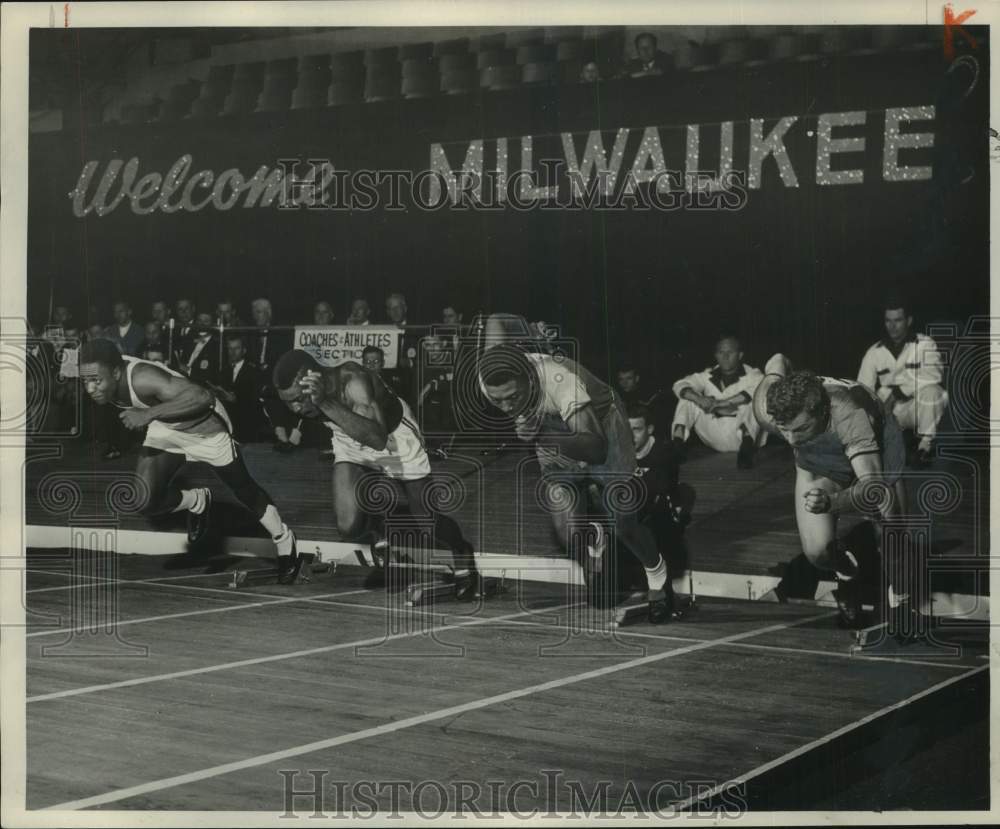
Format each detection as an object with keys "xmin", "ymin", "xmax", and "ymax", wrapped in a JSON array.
[
  {"xmin": 44, "ymin": 610, "xmax": 833, "ymax": 810},
  {"xmin": 25, "ymin": 589, "xmax": 375, "ymax": 638},
  {"xmin": 489, "ymin": 618, "xmax": 978, "ymax": 672},
  {"xmin": 27, "ymin": 601, "xmax": 583, "ymax": 705},
  {"xmin": 671, "ymin": 663, "xmax": 989, "ymax": 811},
  {"xmin": 24, "ymin": 568, "xmax": 324, "ymax": 602}
]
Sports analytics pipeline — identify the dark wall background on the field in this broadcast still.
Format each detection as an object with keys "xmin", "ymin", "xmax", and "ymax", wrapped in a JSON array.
[{"xmin": 28, "ymin": 44, "xmax": 989, "ymax": 385}]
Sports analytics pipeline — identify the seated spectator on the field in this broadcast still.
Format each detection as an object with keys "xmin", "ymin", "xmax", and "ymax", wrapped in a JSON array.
[
  {"xmin": 251, "ymin": 297, "xmax": 299, "ymax": 451},
  {"xmin": 442, "ymin": 305, "xmax": 463, "ymax": 326},
  {"xmin": 103, "ymin": 301, "xmax": 144, "ymax": 356},
  {"xmin": 385, "ymin": 292, "xmax": 409, "ymax": 327},
  {"xmin": 616, "ymin": 361, "xmax": 669, "ymax": 436},
  {"xmin": 628, "ymin": 402, "xmax": 691, "ymax": 600},
  {"xmin": 195, "ymin": 312, "xmax": 216, "ymax": 329},
  {"xmin": 52, "ymin": 322, "xmax": 81, "ymax": 434},
  {"xmin": 362, "ymin": 344, "xmax": 408, "ymax": 400},
  {"xmin": 386, "ymin": 291, "xmax": 419, "ymax": 382},
  {"xmin": 216, "ymin": 298, "xmax": 244, "ymax": 329},
  {"xmin": 857, "ymin": 297, "xmax": 948, "ymax": 466},
  {"xmin": 85, "ymin": 323, "xmax": 106, "ymax": 343},
  {"xmin": 346, "ymin": 298, "xmax": 371, "ymax": 326},
  {"xmin": 579, "ymin": 61, "xmax": 602, "ymax": 83},
  {"xmin": 417, "ymin": 336, "xmax": 457, "ymax": 448},
  {"xmin": 671, "ymin": 334, "xmax": 766, "ymax": 469},
  {"xmin": 43, "ymin": 305, "xmax": 73, "ymax": 347},
  {"xmin": 313, "ymin": 301, "xmax": 335, "ymax": 326},
  {"xmin": 140, "ymin": 321, "xmax": 165, "ymax": 356},
  {"xmin": 150, "ymin": 299, "xmax": 169, "ymax": 328},
  {"xmin": 173, "ymin": 297, "xmax": 197, "ymax": 366},
  {"xmin": 181, "ymin": 323, "xmax": 221, "ymax": 386},
  {"xmin": 624, "ymin": 32, "xmax": 672, "ymax": 77},
  {"xmin": 206, "ymin": 334, "xmax": 264, "ymax": 443}
]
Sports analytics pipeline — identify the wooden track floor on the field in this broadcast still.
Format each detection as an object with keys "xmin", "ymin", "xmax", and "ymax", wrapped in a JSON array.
[{"xmin": 23, "ymin": 550, "xmax": 988, "ymax": 813}]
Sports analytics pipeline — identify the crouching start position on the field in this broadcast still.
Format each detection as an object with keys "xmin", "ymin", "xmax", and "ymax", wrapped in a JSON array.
[
  {"xmin": 78, "ymin": 340, "xmax": 300, "ymax": 578},
  {"xmin": 271, "ymin": 349, "xmax": 481, "ymax": 599},
  {"xmin": 753, "ymin": 354, "xmax": 914, "ymax": 627}
]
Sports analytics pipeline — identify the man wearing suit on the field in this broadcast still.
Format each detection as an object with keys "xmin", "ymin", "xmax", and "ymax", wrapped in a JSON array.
[
  {"xmin": 207, "ymin": 334, "xmax": 263, "ymax": 443},
  {"xmin": 624, "ymin": 32, "xmax": 673, "ymax": 77},
  {"xmin": 173, "ymin": 298, "xmax": 197, "ymax": 367},
  {"xmin": 104, "ymin": 301, "xmax": 145, "ymax": 356},
  {"xmin": 182, "ymin": 323, "xmax": 222, "ymax": 387},
  {"xmin": 251, "ymin": 297, "xmax": 299, "ymax": 451}
]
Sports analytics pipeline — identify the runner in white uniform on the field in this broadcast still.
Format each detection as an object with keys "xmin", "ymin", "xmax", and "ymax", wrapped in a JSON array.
[
  {"xmin": 79, "ymin": 339, "xmax": 301, "ymax": 580},
  {"xmin": 272, "ymin": 349, "xmax": 481, "ymax": 599}
]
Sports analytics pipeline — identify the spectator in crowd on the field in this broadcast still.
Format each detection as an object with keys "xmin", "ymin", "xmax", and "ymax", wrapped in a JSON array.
[
  {"xmin": 362, "ymin": 344, "xmax": 407, "ymax": 399},
  {"xmin": 195, "ymin": 311, "xmax": 216, "ymax": 329},
  {"xmin": 625, "ymin": 32, "xmax": 672, "ymax": 77},
  {"xmin": 24, "ymin": 323, "xmax": 56, "ymax": 437},
  {"xmin": 857, "ymin": 297, "xmax": 948, "ymax": 466},
  {"xmin": 346, "ymin": 298, "xmax": 371, "ymax": 326},
  {"xmin": 439, "ymin": 304, "xmax": 465, "ymax": 359},
  {"xmin": 387, "ymin": 292, "xmax": 419, "ymax": 377},
  {"xmin": 85, "ymin": 323, "xmax": 105, "ymax": 343},
  {"xmin": 671, "ymin": 334, "xmax": 766, "ymax": 469},
  {"xmin": 104, "ymin": 300, "xmax": 144, "ymax": 356},
  {"xmin": 628, "ymin": 402, "xmax": 691, "ymax": 603},
  {"xmin": 182, "ymin": 322, "xmax": 221, "ymax": 386},
  {"xmin": 616, "ymin": 361, "xmax": 669, "ymax": 439},
  {"xmin": 150, "ymin": 300, "xmax": 169, "ymax": 328},
  {"xmin": 417, "ymin": 336, "xmax": 457, "ymax": 451},
  {"xmin": 442, "ymin": 305, "xmax": 463, "ymax": 326},
  {"xmin": 140, "ymin": 321, "xmax": 165, "ymax": 356},
  {"xmin": 43, "ymin": 305, "xmax": 73, "ymax": 346},
  {"xmin": 216, "ymin": 298, "xmax": 243, "ymax": 329},
  {"xmin": 251, "ymin": 297, "xmax": 300, "ymax": 451},
  {"xmin": 206, "ymin": 334, "xmax": 263, "ymax": 443},
  {"xmin": 51, "ymin": 321, "xmax": 81, "ymax": 435},
  {"xmin": 313, "ymin": 301, "xmax": 335, "ymax": 326},
  {"xmin": 174, "ymin": 297, "xmax": 197, "ymax": 366},
  {"xmin": 386, "ymin": 292, "xmax": 408, "ymax": 326},
  {"xmin": 580, "ymin": 61, "xmax": 602, "ymax": 83}
]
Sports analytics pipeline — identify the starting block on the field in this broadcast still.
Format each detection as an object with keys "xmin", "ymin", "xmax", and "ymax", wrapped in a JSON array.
[
  {"xmin": 611, "ymin": 592, "xmax": 697, "ymax": 628},
  {"xmin": 405, "ymin": 572, "xmax": 506, "ymax": 607},
  {"xmin": 229, "ymin": 553, "xmax": 335, "ymax": 589}
]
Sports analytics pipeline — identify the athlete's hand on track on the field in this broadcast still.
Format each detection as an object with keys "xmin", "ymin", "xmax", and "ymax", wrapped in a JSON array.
[
  {"xmin": 803, "ymin": 488, "xmax": 832, "ymax": 514},
  {"xmin": 119, "ymin": 407, "xmax": 152, "ymax": 430},
  {"xmin": 298, "ymin": 370, "xmax": 325, "ymax": 407}
]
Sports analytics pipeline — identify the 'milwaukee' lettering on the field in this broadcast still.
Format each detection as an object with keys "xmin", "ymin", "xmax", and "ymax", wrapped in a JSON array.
[{"xmin": 67, "ymin": 106, "xmax": 935, "ymax": 217}]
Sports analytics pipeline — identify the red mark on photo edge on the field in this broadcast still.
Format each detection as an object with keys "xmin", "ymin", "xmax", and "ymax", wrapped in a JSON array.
[
  {"xmin": 943, "ymin": 4, "xmax": 977, "ymax": 60},
  {"xmin": 64, "ymin": 3, "xmax": 69, "ymax": 27}
]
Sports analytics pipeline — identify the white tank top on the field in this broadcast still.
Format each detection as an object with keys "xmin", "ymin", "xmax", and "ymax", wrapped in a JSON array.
[{"xmin": 123, "ymin": 356, "xmax": 232, "ymax": 433}]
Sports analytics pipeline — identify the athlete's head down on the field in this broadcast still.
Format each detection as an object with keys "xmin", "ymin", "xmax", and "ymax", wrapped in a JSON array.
[
  {"xmin": 79, "ymin": 339, "xmax": 125, "ymax": 405},
  {"xmin": 478, "ymin": 344, "xmax": 540, "ymax": 418},
  {"xmin": 765, "ymin": 370, "xmax": 830, "ymax": 446},
  {"xmin": 273, "ymin": 349, "xmax": 326, "ymax": 417}
]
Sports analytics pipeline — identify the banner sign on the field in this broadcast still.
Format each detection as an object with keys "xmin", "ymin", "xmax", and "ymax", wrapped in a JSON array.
[{"xmin": 294, "ymin": 326, "xmax": 401, "ymax": 368}]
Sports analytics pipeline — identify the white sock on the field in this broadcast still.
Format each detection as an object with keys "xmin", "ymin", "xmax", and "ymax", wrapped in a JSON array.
[
  {"xmin": 289, "ymin": 427, "xmax": 302, "ymax": 446},
  {"xmin": 888, "ymin": 585, "xmax": 910, "ymax": 608},
  {"xmin": 176, "ymin": 488, "xmax": 207, "ymax": 515},
  {"xmin": 272, "ymin": 525, "xmax": 295, "ymax": 557},
  {"xmin": 644, "ymin": 558, "xmax": 668, "ymax": 592},
  {"xmin": 275, "ymin": 426, "xmax": 288, "ymax": 442},
  {"xmin": 917, "ymin": 435, "xmax": 933, "ymax": 452},
  {"xmin": 259, "ymin": 503, "xmax": 284, "ymax": 537}
]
